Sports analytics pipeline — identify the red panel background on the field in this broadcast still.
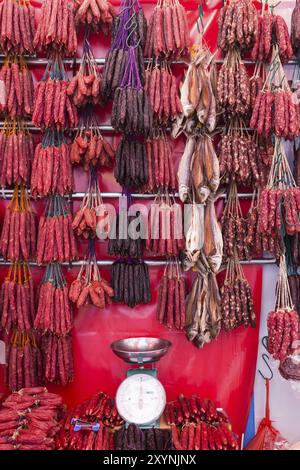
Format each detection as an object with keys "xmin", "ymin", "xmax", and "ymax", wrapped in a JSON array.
[{"xmin": 0, "ymin": 0, "xmax": 262, "ymax": 438}]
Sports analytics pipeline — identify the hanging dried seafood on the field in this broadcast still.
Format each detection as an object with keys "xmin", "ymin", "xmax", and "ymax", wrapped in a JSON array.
[
  {"xmin": 0, "ymin": 119, "xmax": 34, "ymax": 187},
  {"xmin": 33, "ymin": 0, "xmax": 77, "ymax": 56},
  {"xmin": 145, "ymin": 130, "xmax": 177, "ymax": 193},
  {"xmin": 267, "ymin": 256, "xmax": 300, "ymax": 361},
  {"xmin": 74, "ymin": 0, "xmax": 116, "ymax": 34},
  {"xmin": 110, "ymin": 259, "xmax": 151, "ymax": 308},
  {"xmin": 251, "ymin": 7, "xmax": 293, "ymax": 63},
  {"xmin": 67, "ymin": 40, "xmax": 102, "ymax": 107},
  {"xmin": 0, "ymin": 57, "xmax": 34, "ymax": 118},
  {"xmin": 258, "ymin": 139, "xmax": 300, "ymax": 239},
  {"xmin": 146, "ymin": 61, "xmax": 182, "ymax": 125},
  {"xmin": 0, "ymin": 262, "xmax": 35, "ymax": 332},
  {"xmin": 36, "ymin": 194, "xmax": 77, "ymax": 265},
  {"xmin": 31, "ymin": 129, "xmax": 73, "ymax": 198},
  {"xmin": 101, "ymin": 0, "xmax": 146, "ymax": 101},
  {"xmin": 217, "ymin": 49, "xmax": 250, "ymax": 117},
  {"xmin": 250, "ymin": 48, "xmax": 299, "ymax": 140},
  {"xmin": 32, "ymin": 54, "xmax": 78, "ymax": 131},
  {"xmin": 70, "ymin": 113, "xmax": 114, "ymax": 171},
  {"xmin": 184, "ymin": 252, "xmax": 222, "ymax": 349},
  {"xmin": 0, "ymin": 0, "xmax": 36, "ymax": 55},
  {"xmin": 245, "ymin": 189, "xmax": 282, "ymax": 259},
  {"xmin": 157, "ymin": 259, "xmax": 185, "ymax": 331},
  {"xmin": 174, "ymin": 47, "xmax": 217, "ymax": 137},
  {"xmin": 0, "ymin": 185, "xmax": 36, "ymax": 262},
  {"xmin": 221, "ymin": 183, "xmax": 249, "ymax": 261},
  {"xmin": 72, "ymin": 171, "xmax": 109, "ymax": 240},
  {"xmin": 108, "ymin": 204, "xmax": 145, "ymax": 258},
  {"xmin": 114, "ymin": 135, "xmax": 148, "ymax": 189},
  {"xmin": 145, "ymin": 0, "xmax": 190, "ymax": 59},
  {"xmin": 177, "ymin": 134, "xmax": 219, "ymax": 204},
  {"xmin": 291, "ymin": 0, "xmax": 300, "ymax": 57},
  {"xmin": 146, "ymin": 194, "xmax": 185, "ymax": 257},
  {"xmin": 220, "ymin": 254, "xmax": 256, "ymax": 332},
  {"xmin": 218, "ymin": 0, "xmax": 258, "ymax": 53}
]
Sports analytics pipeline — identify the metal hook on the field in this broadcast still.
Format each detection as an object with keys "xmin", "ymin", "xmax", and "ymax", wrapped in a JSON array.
[{"xmin": 258, "ymin": 336, "xmax": 274, "ymax": 381}]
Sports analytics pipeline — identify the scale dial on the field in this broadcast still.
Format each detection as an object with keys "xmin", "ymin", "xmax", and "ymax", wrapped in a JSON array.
[{"xmin": 116, "ymin": 373, "xmax": 166, "ymax": 425}]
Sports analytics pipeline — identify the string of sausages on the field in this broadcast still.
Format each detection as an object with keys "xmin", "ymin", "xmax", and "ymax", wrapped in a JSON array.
[
  {"xmin": 0, "ymin": 388, "xmax": 65, "ymax": 450},
  {"xmin": 145, "ymin": 131, "xmax": 177, "ymax": 193},
  {"xmin": 115, "ymin": 424, "xmax": 171, "ymax": 451},
  {"xmin": 110, "ymin": 259, "xmax": 151, "ymax": 308},
  {"xmin": 31, "ymin": 129, "xmax": 73, "ymax": 197},
  {"xmin": 36, "ymin": 194, "xmax": 77, "ymax": 265},
  {"xmin": 33, "ymin": 0, "xmax": 77, "ymax": 56},
  {"xmin": 0, "ymin": 56, "xmax": 34, "ymax": 118},
  {"xmin": 0, "ymin": 185, "xmax": 36, "ymax": 262},
  {"xmin": 0, "ymin": 0, "xmax": 36, "ymax": 55},
  {"xmin": 156, "ymin": 259, "xmax": 185, "ymax": 331},
  {"xmin": 0, "ymin": 119, "xmax": 34, "ymax": 187},
  {"xmin": 108, "ymin": 208, "xmax": 145, "ymax": 258},
  {"xmin": 114, "ymin": 135, "xmax": 149, "ymax": 189},
  {"xmin": 74, "ymin": 0, "xmax": 115, "ymax": 34}
]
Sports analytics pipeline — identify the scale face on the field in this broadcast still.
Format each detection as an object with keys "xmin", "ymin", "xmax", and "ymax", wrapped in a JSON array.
[{"xmin": 116, "ymin": 373, "xmax": 166, "ymax": 426}]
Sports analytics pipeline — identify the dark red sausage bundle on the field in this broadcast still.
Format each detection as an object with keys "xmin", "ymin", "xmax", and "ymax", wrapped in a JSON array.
[
  {"xmin": 221, "ymin": 183, "xmax": 249, "ymax": 261},
  {"xmin": 70, "ymin": 121, "xmax": 115, "ymax": 170},
  {"xmin": 217, "ymin": 50, "xmax": 250, "ymax": 117},
  {"xmin": 36, "ymin": 195, "xmax": 77, "ymax": 265},
  {"xmin": 164, "ymin": 395, "xmax": 229, "ymax": 427},
  {"xmin": 101, "ymin": 1, "xmax": 146, "ymax": 101},
  {"xmin": 31, "ymin": 130, "xmax": 73, "ymax": 198},
  {"xmin": 33, "ymin": 0, "xmax": 77, "ymax": 56},
  {"xmin": 220, "ymin": 256, "xmax": 256, "ymax": 331},
  {"xmin": 267, "ymin": 309, "xmax": 299, "ymax": 360},
  {"xmin": 35, "ymin": 263, "xmax": 73, "ymax": 335},
  {"xmin": 110, "ymin": 259, "xmax": 151, "ymax": 307},
  {"xmin": 258, "ymin": 187, "xmax": 300, "ymax": 238},
  {"xmin": 145, "ymin": 0, "xmax": 190, "ymax": 58},
  {"xmin": 114, "ymin": 136, "xmax": 149, "ymax": 189},
  {"xmin": 72, "ymin": 174, "xmax": 109, "ymax": 239},
  {"xmin": 217, "ymin": 0, "xmax": 258, "ymax": 53},
  {"xmin": 145, "ymin": 62, "xmax": 182, "ymax": 125},
  {"xmin": 0, "ymin": 388, "xmax": 65, "ymax": 450},
  {"xmin": 69, "ymin": 253, "xmax": 114, "ymax": 309},
  {"xmin": 145, "ymin": 132, "xmax": 177, "ymax": 193},
  {"xmin": 291, "ymin": 0, "xmax": 300, "ymax": 57},
  {"xmin": 108, "ymin": 210, "xmax": 145, "ymax": 258},
  {"xmin": 157, "ymin": 260, "xmax": 185, "ymax": 331},
  {"xmin": 0, "ymin": 0, "xmax": 36, "ymax": 55},
  {"xmin": 74, "ymin": 0, "xmax": 115, "ymax": 34},
  {"xmin": 114, "ymin": 424, "xmax": 172, "ymax": 451},
  {"xmin": 245, "ymin": 194, "xmax": 282, "ymax": 259},
  {"xmin": 267, "ymin": 255, "xmax": 300, "ymax": 362},
  {"xmin": 4, "ymin": 330, "xmax": 42, "ymax": 391},
  {"xmin": 291, "ymin": 232, "xmax": 300, "ymax": 266},
  {"xmin": 146, "ymin": 196, "xmax": 185, "ymax": 256},
  {"xmin": 288, "ymin": 274, "xmax": 300, "ymax": 317},
  {"xmin": 171, "ymin": 422, "xmax": 238, "ymax": 451},
  {"xmin": 32, "ymin": 55, "xmax": 78, "ymax": 131},
  {"xmin": 219, "ymin": 128, "xmax": 270, "ymax": 187},
  {"xmin": 40, "ymin": 333, "xmax": 74, "ymax": 386},
  {"xmin": 67, "ymin": 43, "xmax": 102, "ymax": 108},
  {"xmin": 111, "ymin": 48, "xmax": 152, "ymax": 136},
  {"xmin": 0, "ymin": 59, "xmax": 34, "ymax": 118},
  {"xmin": 0, "ymin": 122, "xmax": 34, "ymax": 187},
  {"xmin": 0, "ymin": 185, "xmax": 36, "ymax": 262},
  {"xmin": 250, "ymin": 89, "xmax": 300, "ymax": 140},
  {"xmin": 0, "ymin": 262, "xmax": 35, "ymax": 332},
  {"xmin": 251, "ymin": 10, "xmax": 293, "ymax": 63},
  {"xmin": 59, "ymin": 423, "xmax": 113, "ymax": 450}
]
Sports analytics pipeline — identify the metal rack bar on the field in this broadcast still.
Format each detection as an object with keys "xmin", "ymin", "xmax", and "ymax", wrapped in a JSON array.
[
  {"xmin": 0, "ymin": 189, "xmax": 255, "ymax": 199},
  {"xmin": 0, "ymin": 258, "xmax": 277, "ymax": 267}
]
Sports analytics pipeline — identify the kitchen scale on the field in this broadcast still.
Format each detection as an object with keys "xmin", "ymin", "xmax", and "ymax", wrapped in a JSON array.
[{"xmin": 111, "ymin": 337, "xmax": 171, "ymax": 428}]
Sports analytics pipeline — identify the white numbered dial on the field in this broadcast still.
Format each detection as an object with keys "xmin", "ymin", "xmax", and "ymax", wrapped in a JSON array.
[{"xmin": 116, "ymin": 374, "xmax": 166, "ymax": 425}]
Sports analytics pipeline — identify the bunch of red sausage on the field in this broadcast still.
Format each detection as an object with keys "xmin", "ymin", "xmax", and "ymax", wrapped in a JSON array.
[
  {"xmin": 267, "ymin": 310, "xmax": 299, "ymax": 361},
  {"xmin": 0, "ymin": 61, "xmax": 34, "ymax": 118}
]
